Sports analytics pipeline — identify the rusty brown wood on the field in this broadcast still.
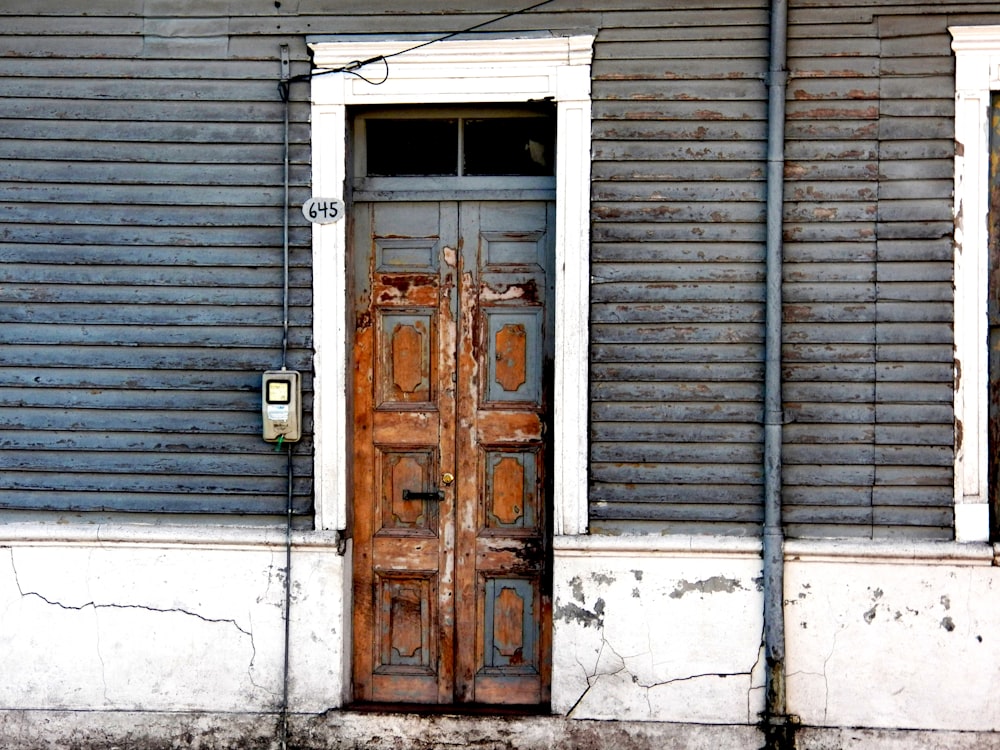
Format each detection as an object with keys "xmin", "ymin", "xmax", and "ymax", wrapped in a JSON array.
[
  {"xmin": 351, "ymin": 202, "xmax": 378, "ymax": 702},
  {"xmin": 352, "ymin": 198, "xmax": 551, "ymax": 705},
  {"xmin": 462, "ymin": 201, "xmax": 552, "ymax": 705},
  {"xmin": 494, "ymin": 323, "xmax": 528, "ymax": 392},
  {"xmin": 352, "ymin": 202, "xmax": 456, "ymax": 704},
  {"xmin": 390, "ymin": 323, "xmax": 426, "ymax": 395}
]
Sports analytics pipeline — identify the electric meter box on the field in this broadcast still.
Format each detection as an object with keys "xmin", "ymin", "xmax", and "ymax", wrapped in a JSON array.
[{"xmin": 261, "ymin": 370, "xmax": 302, "ymax": 443}]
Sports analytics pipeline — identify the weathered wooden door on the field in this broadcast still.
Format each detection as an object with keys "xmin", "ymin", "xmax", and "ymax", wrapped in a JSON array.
[{"xmin": 351, "ymin": 198, "xmax": 553, "ymax": 705}]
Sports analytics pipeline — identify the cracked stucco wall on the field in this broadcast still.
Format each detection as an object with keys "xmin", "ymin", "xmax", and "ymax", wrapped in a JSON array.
[
  {"xmin": 551, "ymin": 538, "xmax": 1000, "ymax": 733},
  {"xmin": 784, "ymin": 545, "xmax": 1000, "ymax": 732},
  {"xmin": 4, "ymin": 530, "xmax": 999, "ymax": 739},
  {"xmin": 551, "ymin": 539, "xmax": 766, "ymax": 724},
  {"xmin": 0, "ymin": 531, "xmax": 347, "ymax": 714}
]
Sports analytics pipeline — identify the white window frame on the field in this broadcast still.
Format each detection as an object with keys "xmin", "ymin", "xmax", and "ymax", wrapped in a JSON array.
[
  {"xmin": 950, "ymin": 25, "xmax": 1000, "ymax": 542},
  {"xmin": 307, "ymin": 34, "xmax": 594, "ymax": 536}
]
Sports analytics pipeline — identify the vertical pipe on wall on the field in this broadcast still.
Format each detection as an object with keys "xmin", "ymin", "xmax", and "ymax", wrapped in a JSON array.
[
  {"xmin": 278, "ymin": 44, "xmax": 293, "ymax": 750},
  {"xmin": 763, "ymin": 0, "xmax": 791, "ymax": 746},
  {"xmin": 280, "ymin": 46, "xmax": 292, "ymax": 371}
]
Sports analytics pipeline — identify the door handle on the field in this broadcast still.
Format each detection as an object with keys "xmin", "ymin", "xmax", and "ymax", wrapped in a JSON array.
[{"xmin": 402, "ymin": 489, "xmax": 444, "ymax": 501}]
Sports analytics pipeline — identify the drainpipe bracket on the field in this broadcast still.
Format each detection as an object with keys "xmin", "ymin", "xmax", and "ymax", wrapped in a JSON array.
[{"xmin": 765, "ymin": 70, "xmax": 788, "ymax": 88}]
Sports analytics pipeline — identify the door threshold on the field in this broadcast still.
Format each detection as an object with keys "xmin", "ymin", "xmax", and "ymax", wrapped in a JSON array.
[{"xmin": 347, "ymin": 701, "xmax": 551, "ymax": 717}]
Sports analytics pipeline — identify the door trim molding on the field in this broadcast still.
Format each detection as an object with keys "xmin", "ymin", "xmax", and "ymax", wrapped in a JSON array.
[
  {"xmin": 308, "ymin": 34, "xmax": 594, "ymax": 535},
  {"xmin": 950, "ymin": 25, "xmax": 1000, "ymax": 541}
]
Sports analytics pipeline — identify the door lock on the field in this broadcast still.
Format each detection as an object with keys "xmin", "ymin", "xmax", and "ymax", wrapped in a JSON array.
[
  {"xmin": 402, "ymin": 489, "xmax": 444, "ymax": 501},
  {"xmin": 441, "ymin": 472, "xmax": 455, "ymax": 485}
]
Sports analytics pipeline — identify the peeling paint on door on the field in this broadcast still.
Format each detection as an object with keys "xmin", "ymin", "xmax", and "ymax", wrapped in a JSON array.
[{"xmin": 351, "ymin": 198, "xmax": 555, "ymax": 706}]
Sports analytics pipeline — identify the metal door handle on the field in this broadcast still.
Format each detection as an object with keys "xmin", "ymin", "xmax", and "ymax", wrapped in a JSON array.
[{"xmin": 402, "ymin": 489, "xmax": 444, "ymax": 501}]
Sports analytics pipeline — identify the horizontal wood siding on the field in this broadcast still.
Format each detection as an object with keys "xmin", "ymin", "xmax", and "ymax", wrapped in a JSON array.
[
  {"xmin": 872, "ymin": 14, "xmax": 956, "ymax": 540},
  {"xmin": 4, "ymin": 1, "xmax": 998, "ymax": 537},
  {"xmin": 781, "ymin": 4, "xmax": 973, "ymax": 540},
  {"xmin": 0, "ymin": 9, "xmax": 314, "ymax": 521},
  {"xmin": 782, "ymin": 6, "xmax": 881, "ymax": 538},
  {"xmin": 589, "ymin": 4, "xmax": 770, "ymax": 535}
]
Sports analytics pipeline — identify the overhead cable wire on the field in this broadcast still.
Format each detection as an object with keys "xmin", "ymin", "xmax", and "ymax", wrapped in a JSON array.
[{"xmin": 278, "ymin": 0, "xmax": 558, "ymax": 100}]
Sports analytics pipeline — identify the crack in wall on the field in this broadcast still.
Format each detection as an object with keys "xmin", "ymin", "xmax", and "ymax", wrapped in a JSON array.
[
  {"xmin": 565, "ymin": 604, "xmax": 759, "ymax": 722},
  {"xmin": 81, "ymin": 543, "xmax": 109, "ymax": 704},
  {"xmin": 568, "ymin": 636, "xmax": 629, "ymax": 716},
  {"xmin": 93, "ymin": 607, "xmax": 109, "ymax": 704},
  {"xmin": 819, "ymin": 624, "xmax": 840, "ymax": 723},
  {"xmin": 787, "ymin": 622, "xmax": 841, "ymax": 724},
  {"xmin": 6, "ymin": 547, "xmax": 275, "ymax": 701},
  {"xmin": 748, "ymin": 627, "xmax": 766, "ymax": 724}
]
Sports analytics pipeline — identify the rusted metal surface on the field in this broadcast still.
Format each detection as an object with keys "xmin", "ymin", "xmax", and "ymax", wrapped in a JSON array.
[{"xmin": 352, "ymin": 198, "xmax": 552, "ymax": 705}]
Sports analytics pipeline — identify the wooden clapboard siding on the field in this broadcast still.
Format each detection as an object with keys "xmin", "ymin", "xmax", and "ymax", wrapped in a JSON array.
[
  {"xmin": 780, "ymin": 2, "xmax": 981, "ymax": 540},
  {"xmin": 871, "ymin": 14, "xmax": 957, "ymax": 540},
  {"xmin": 590, "ymin": 3, "xmax": 770, "ymax": 536},
  {"xmin": 4, "ymin": 1, "xmax": 998, "ymax": 538},
  {"xmin": 0, "ymin": 7, "xmax": 313, "ymax": 521},
  {"xmin": 783, "ymin": 4, "xmax": 888, "ymax": 539}
]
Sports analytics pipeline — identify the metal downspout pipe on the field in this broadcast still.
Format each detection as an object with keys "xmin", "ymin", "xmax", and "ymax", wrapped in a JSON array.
[{"xmin": 763, "ymin": 0, "xmax": 792, "ymax": 746}]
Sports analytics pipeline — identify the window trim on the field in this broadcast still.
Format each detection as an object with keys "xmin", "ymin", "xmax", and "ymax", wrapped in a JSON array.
[
  {"xmin": 307, "ymin": 34, "xmax": 594, "ymax": 535},
  {"xmin": 950, "ymin": 25, "xmax": 1000, "ymax": 541}
]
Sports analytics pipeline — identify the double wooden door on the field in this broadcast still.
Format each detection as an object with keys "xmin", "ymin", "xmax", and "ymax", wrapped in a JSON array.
[{"xmin": 351, "ymin": 199, "xmax": 553, "ymax": 705}]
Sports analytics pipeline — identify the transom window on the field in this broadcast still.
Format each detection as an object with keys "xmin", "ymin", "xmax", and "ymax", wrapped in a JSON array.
[{"xmin": 353, "ymin": 106, "xmax": 556, "ymax": 178}]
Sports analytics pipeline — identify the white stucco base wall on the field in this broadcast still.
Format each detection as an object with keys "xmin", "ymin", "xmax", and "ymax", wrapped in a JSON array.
[
  {"xmin": 3, "ymin": 526, "xmax": 1000, "ymax": 742},
  {"xmin": 552, "ymin": 535, "xmax": 1000, "ymax": 734},
  {"xmin": 784, "ymin": 539, "xmax": 1000, "ymax": 732},
  {"xmin": 551, "ymin": 536, "xmax": 767, "ymax": 724},
  {"xmin": 0, "ymin": 525, "xmax": 350, "ymax": 714}
]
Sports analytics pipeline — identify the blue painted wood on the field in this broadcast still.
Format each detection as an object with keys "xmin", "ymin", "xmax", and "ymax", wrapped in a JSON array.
[
  {"xmin": 483, "ymin": 578, "xmax": 537, "ymax": 671},
  {"xmin": 0, "ymin": 1, "xmax": 967, "ymax": 539},
  {"xmin": 0, "ymin": 8, "xmax": 314, "ymax": 521},
  {"xmin": 484, "ymin": 310, "xmax": 543, "ymax": 406}
]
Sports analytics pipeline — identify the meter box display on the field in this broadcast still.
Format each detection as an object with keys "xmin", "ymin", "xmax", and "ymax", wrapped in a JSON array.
[{"xmin": 261, "ymin": 370, "xmax": 302, "ymax": 443}]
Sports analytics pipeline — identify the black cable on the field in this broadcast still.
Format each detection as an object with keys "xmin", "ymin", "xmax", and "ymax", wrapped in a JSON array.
[
  {"xmin": 381, "ymin": 0, "xmax": 558, "ymax": 60},
  {"xmin": 280, "ymin": 441, "xmax": 294, "ymax": 750},
  {"xmin": 281, "ymin": 62, "xmax": 290, "ymax": 370},
  {"xmin": 277, "ymin": 0, "xmax": 559, "ymax": 98},
  {"xmin": 277, "ymin": 45, "xmax": 293, "ymax": 750}
]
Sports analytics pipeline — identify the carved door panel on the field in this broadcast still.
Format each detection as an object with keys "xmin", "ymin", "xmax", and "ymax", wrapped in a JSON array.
[{"xmin": 352, "ymin": 200, "xmax": 553, "ymax": 705}]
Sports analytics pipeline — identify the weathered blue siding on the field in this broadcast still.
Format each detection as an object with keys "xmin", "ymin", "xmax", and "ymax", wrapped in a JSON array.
[
  {"xmin": 2, "ymin": 1, "xmax": 998, "ymax": 537},
  {"xmin": 0, "ymin": 6, "xmax": 314, "ymax": 521}
]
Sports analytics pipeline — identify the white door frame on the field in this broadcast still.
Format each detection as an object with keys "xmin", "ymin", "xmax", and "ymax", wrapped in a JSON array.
[
  {"xmin": 950, "ymin": 25, "xmax": 1000, "ymax": 542},
  {"xmin": 307, "ymin": 34, "xmax": 594, "ymax": 537}
]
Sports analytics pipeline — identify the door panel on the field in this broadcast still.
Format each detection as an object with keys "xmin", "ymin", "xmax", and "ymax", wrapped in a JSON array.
[
  {"xmin": 457, "ymin": 202, "xmax": 552, "ymax": 704},
  {"xmin": 378, "ymin": 313, "xmax": 434, "ymax": 406},
  {"xmin": 352, "ymin": 199, "xmax": 552, "ymax": 705},
  {"xmin": 353, "ymin": 202, "xmax": 457, "ymax": 704}
]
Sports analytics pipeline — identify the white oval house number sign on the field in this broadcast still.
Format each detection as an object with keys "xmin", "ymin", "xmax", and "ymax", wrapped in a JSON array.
[{"xmin": 302, "ymin": 197, "xmax": 345, "ymax": 224}]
